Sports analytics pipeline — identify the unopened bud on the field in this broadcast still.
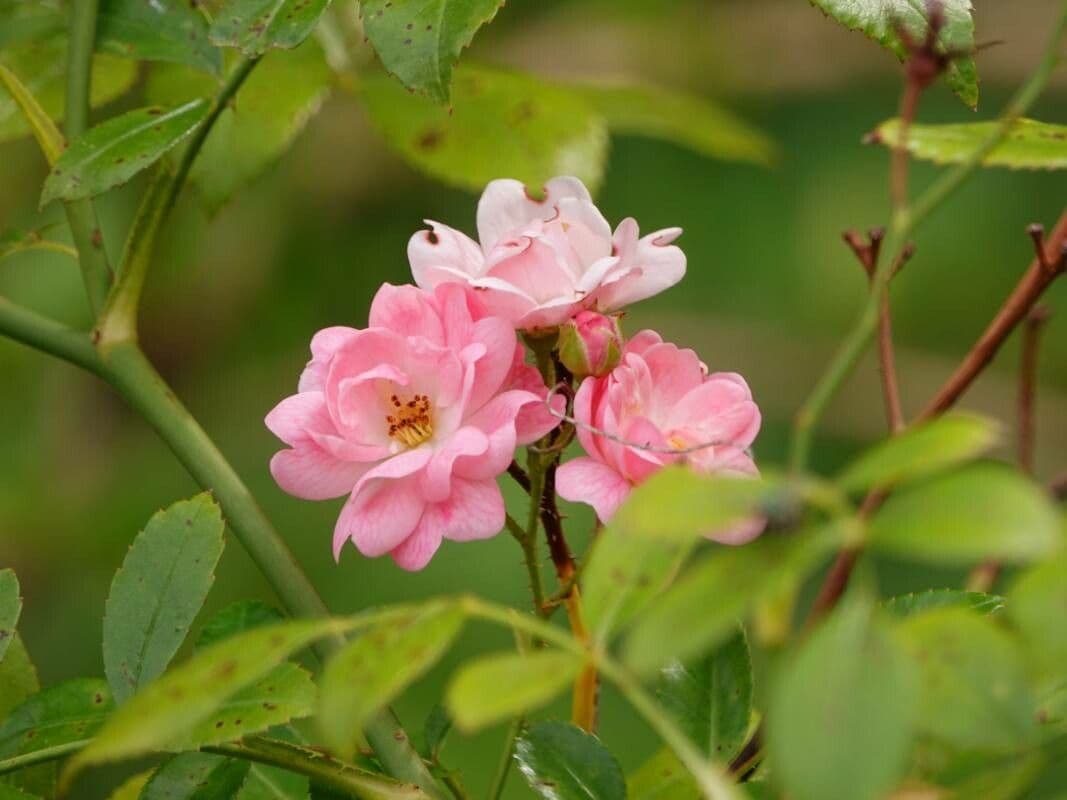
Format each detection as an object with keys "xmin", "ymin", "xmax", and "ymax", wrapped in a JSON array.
[{"xmin": 557, "ymin": 311, "xmax": 624, "ymax": 379}]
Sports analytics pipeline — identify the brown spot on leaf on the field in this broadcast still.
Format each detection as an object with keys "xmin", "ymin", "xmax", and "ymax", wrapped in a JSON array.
[{"xmin": 416, "ymin": 129, "xmax": 443, "ymax": 150}]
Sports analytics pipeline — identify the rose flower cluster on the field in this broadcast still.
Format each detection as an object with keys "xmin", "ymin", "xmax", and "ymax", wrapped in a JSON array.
[{"xmin": 267, "ymin": 177, "xmax": 762, "ymax": 569}]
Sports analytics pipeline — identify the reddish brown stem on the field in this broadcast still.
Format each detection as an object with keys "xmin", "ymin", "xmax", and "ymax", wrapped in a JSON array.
[
  {"xmin": 891, "ymin": 79, "xmax": 922, "ymax": 212},
  {"xmin": 968, "ymin": 305, "xmax": 1052, "ymax": 592},
  {"xmin": 843, "ymin": 229, "xmax": 908, "ymax": 434},
  {"xmin": 1017, "ymin": 306, "xmax": 1051, "ymax": 474},
  {"xmin": 921, "ymin": 211, "xmax": 1067, "ymax": 419},
  {"xmin": 810, "ymin": 213, "xmax": 1067, "ymax": 620}
]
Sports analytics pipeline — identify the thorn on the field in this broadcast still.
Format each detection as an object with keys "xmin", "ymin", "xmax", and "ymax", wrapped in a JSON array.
[
  {"xmin": 1027, "ymin": 223, "xmax": 1053, "ymax": 272},
  {"xmin": 1027, "ymin": 305, "xmax": 1052, "ymax": 326}
]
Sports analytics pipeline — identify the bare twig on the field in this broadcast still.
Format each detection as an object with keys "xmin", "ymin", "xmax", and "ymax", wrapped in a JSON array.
[
  {"xmin": 843, "ymin": 229, "xmax": 913, "ymax": 433},
  {"xmin": 968, "ymin": 305, "xmax": 1051, "ymax": 592},
  {"xmin": 922, "ymin": 212, "xmax": 1067, "ymax": 418}
]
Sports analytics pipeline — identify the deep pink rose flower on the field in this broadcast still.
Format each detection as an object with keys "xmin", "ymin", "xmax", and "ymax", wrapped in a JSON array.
[
  {"xmin": 407, "ymin": 176, "xmax": 686, "ymax": 330},
  {"xmin": 556, "ymin": 330, "xmax": 763, "ymax": 542},
  {"xmin": 266, "ymin": 283, "xmax": 560, "ymax": 570}
]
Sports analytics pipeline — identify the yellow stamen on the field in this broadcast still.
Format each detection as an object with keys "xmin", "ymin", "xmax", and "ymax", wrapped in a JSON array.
[{"xmin": 385, "ymin": 393, "xmax": 434, "ymax": 448}]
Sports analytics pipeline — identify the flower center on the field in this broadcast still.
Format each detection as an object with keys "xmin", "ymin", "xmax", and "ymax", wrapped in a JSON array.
[{"xmin": 386, "ymin": 393, "xmax": 434, "ymax": 448}]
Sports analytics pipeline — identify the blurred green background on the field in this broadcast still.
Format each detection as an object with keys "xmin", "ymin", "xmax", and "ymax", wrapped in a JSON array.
[{"xmin": 1, "ymin": 0, "xmax": 1065, "ymax": 795}]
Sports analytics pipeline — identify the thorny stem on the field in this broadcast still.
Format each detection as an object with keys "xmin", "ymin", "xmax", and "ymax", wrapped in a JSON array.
[
  {"xmin": 461, "ymin": 596, "xmax": 740, "ymax": 800},
  {"xmin": 210, "ymin": 736, "xmax": 433, "ymax": 800},
  {"xmin": 789, "ymin": 3, "xmax": 1067, "ymax": 472},
  {"xmin": 64, "ymin": 0, "xmax": 113, "ymax": 315}
]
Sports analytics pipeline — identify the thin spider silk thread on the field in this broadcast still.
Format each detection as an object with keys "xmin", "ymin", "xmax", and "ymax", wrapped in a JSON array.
[{"xmin": 534, "ymin": 383, "xmax": 753, "ymax": 459}]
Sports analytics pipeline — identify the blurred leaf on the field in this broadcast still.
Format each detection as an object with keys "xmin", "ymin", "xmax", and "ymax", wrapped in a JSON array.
[
  {"xmin": 807, "ymin": 0, "xmax": 978, "ymax": 107},
  {"xmin": 836, "ymin": 413, "xmax": 1000, "ymax": 493},
  {"xmin": 0, "ymin": 227, "xmax": 77, "ymax": 262},
  {"xmin": 420, "ymin": 705, "xmax": 451, "ymax": 759},
  {"xmin": 767, "ymin": 599, "xmax": 917, "ymax": 800},
  {"xmin": 141, "ymin": 752, "xmax": 250, "ymax": 800},
  {"xmin": 894, "ymin": 607, "xmax": 1037, "ymax": 752},
  {"xmin": 623, "ymin": 527, "xmax": 838, "ymax": 676},
  {"xmin": 610, "ymin": 468, "xmax": 783, "ymax": 542},
  {"xmin": 868, "ymin": 464, "xmax": 1061, "ymax": 565},
  {"xmin": 0, "ymin": 679, "xmax": 113, "ymax": 761},
  {"xmin": 146, "ymin": 42, "xmax": 330, "ymax": 214},
  {"xmin": 883, "ymin": 589, "xmax": 1004, "ymax": 618},
  {"xmin": 361, "ymin": 0, "xmax": 502, "ymax": 104},
  {"xmin": 446, "ymin": 650, "xmax": 581, "ymax": 732},
  {"xmin": 209, "ymin": 0, "xmax": 331, "ymax": 55},
  {"xmin": 319, "ymin": 601, "xmax": 464, "ymax": 759},
  {"xmin": 0, "ymin": 786, "xmax": 38, "ymax": 800},
  {"xmin": 42, "ymin": 100, "xmax": 211, "ymax": 205},
  {"xmin": 0, "ymin": 63, "xmax": 64, "ymax": 164},
  {"xmin": 869, "ymin": 118, "xmax": 1067, "ymax": 170},
  {"xmin": 0, "ymin": 37, "xmax": 137, "ymax": 144},
  {"xmin": 0, "ymin": 2, "xmax": 65, "ymax": 50},
  {"xmin": 943, "ymin": 753, "xmax": 1045, "ymax": 800},
  {"xmin": 627, "ymin": 748, "xmax": 700, "ymax": 800},
  {"xmin": 571, "ymin": 82, "xmax": 775, "ymax": 166},
  {"xmin": 70, "ymin": 618, "xmax": 340, "ymax": 772},
  {"xmin": 0, "ymin": 636, "xmax": 38, "ymax": 721},
  {"xmin": 581, "ymin": 530, "xmax": 692, "ymax": 645},
  {"xmin": 0, "ymin": 570, "xmax": 19, "ymax": 663},
  {"xmin": 97, "ymin": 0, "xmax": 223, "ymax": 74},
  {"xmin": 103, "ymin": 494, "xmax": 225, "ymax": 704},
  {"xmin": 105, "ymin": 770, "xmax": 153, "ymax": 800},
  {"xmin": 175, "ymin": 662, "xmax": 316, "ymax": 749},
  {"xmin": 657, "ymin": 626, "xmax": 752, "ymax": 761},
  {"xmin": 514, "ymin": 721, "xmax": 626, "ymax": 800},
  {"xmin": 1009, "ymin": 553, "xmax": 1067, "ymax": 677},
  {"xmin": 197, "ymin": 601, "xmax": 285, "ymax": 650},
  {"xmin": 581, "ymin": 467, "xmax": 787, "ymax": 642},
  {"xmin": 359, "ymin": 64, "xmax": 608, "ymax": 195}
]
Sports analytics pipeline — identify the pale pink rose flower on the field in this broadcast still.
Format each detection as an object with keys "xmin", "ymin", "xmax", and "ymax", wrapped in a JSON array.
[
  {"xmin": 266, "ymin": 283, "xmax": 561, "ymax": 570},
  {"xmin": 407, "ymin": 176, "xmax": 686, "ymax": 330},
  {"xmin": 556, "ymin": 330, "xmax": 763, "ymax": 544}
]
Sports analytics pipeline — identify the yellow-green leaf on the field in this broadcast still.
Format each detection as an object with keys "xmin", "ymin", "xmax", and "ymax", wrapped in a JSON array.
[
  {"xmin": 868, "ymin": 464, "xmax": 1061, "ymax": 565},
  {"xmin": 209, "ymin": 0, "xmax": 331, "ymax": 55},
  {"xmin": 0, "ymin": 63, "xmax": 64, "ymax": 164},
  {"xmin": 869, "ymin": 118, "xmax": 1067, "ymax": 170},
  {"xmin": 836, "ymin": 413, "xmax": 1001, "ymax": 493},
  {"xmin": 318, "ymin": 601, "xmax": 464, "ymax": 759},
  {"xmin": 446, "ymin": 650, "xmax": 581, "ymax": 732}
]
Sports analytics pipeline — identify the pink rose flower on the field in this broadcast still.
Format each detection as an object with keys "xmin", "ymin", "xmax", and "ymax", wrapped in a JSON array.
[
  {"xmin": 407, "ymin": 176, "xmax": 686, "ymax": 330},
  {"xmin": 556, "ymin": 330, "xmax": 763, "ymax": 543},
  {"xmin": 266, "ymin": 283, "xmax": 560, "ymax": 570}
]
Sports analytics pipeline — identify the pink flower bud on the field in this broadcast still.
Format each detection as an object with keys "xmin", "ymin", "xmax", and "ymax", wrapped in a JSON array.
[{"xmin": 557, "ymin": 311, "xmax": 624, "ymax": 379}]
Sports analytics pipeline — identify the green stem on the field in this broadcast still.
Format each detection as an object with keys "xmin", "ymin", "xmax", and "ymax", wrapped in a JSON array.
[
  {"xmin": 0, "ymin": 297, "xmax": 102, "ymax": 375},
  {"xmin": 461, "ymin": 597, "xmax": 739, "ymax": 800},
  {"xmin": 0, "ymin": 740, "xmax": 89, "ymax": 776},
  {"xmin": 486, "ymin": 717, "xmax": 522, "ymax": 800},
  {"xmin": 788, "ymin": 3, "xmax": 1067, "ymax": 472},
  {"xmin": 97, "ymin": 341, "xmax": 444, "ymax": 797},
  {"xmin": 506, "ymin": 513, "xmax": 545, "ymax": 615},
  {"xmin": 211, "ymin": 736, "xmax": 431, "ymax": 800},
  {"xmin": 165, "ymin": 56, "xmax": 259, "ymax": 217},
  {"xmin": 64, "ymin": 0, "xmax": 113, "ymax": 315}
]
